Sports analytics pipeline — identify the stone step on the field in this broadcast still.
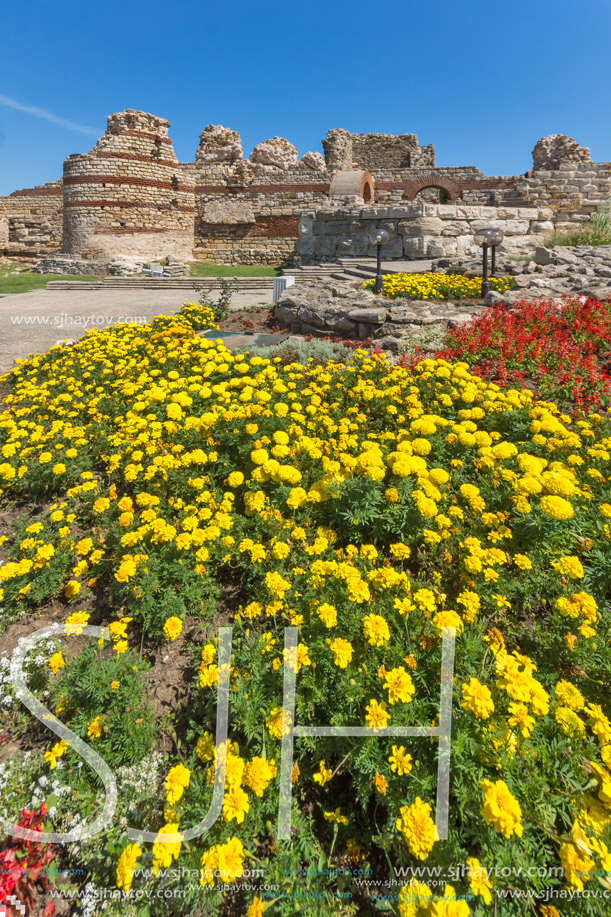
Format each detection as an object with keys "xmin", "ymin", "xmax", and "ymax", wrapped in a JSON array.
[{"xmin": 47, "ymin": 276, "xmax": 277, "ymax": 291}]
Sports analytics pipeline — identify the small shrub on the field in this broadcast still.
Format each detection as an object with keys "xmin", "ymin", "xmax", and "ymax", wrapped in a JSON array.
[{"xmin": 546, "ymin": 203, "xmax": 611, "ymax": 248}]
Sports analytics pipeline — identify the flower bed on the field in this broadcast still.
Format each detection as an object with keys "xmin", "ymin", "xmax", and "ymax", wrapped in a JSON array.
[
  {"xmin": 430, "ymin": 296, "xmax": 611, "ymax": 414},
  {"xmin": 0, "ymin": 302, "xmax": 610, "ymax": 915},
  {"xmin": 363, "ymin": 271, "xmax": 514, "ymax": 301}
]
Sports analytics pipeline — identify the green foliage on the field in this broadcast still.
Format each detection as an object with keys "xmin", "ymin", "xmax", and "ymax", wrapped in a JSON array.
[{"xmin": 546, "ymin": 203, "xmax": 611, "ymax": 247}]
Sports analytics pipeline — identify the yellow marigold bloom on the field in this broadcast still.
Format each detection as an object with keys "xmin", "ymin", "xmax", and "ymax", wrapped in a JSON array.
[
  {"xmin": 313, "ymin": 760, "xmax": 333, "ymax": 785},
  {"xmin": 116, "ymin": 842, "xmax": 142, "ymax": 892},
  {"xmin": 324, "ymin": 808, "xmax": 349, "ymax": 825},
  {"xmin": 223, "ymin": 785, "xmax": 250, "ymax": 824},
  {"xmin": 555, "ymin": 706, "xmax": 585, "ymax": 739},
  {"xmin": 243, "ymin": 756, "xmax": 277, "ymax": 797},
  {"xmin": 480, "ymin": 779, "xmax": 523, "ymax": 838},
  {"xmin": 559, "ymin": 842, "xmax": 595, "ymax": 891},
  {"xmin": 384, "ymin": 667, "xmax": 415, "ymax": 705},
  {"xmin": 363, "ymin": 613, "xmax": 390, "ymax": 647},
  {"xmin": 513, "ymin": 553, "xmax": 532, "ymax": 570},
  {"xmin": 152, "ymin": 823, "xmax": 182, "ymax": 874},
  {"xmin": 247, "ymin": 897, "xmax": 263, "ymax": 917},
  {"xmin": 552, "ymin": 556, "xmax": 584, "ymax": 579},
  {"xmin": 87, "ymin": 716, "xmax": 102, "ymax": 738},
  {"xmin": 329, "ymin": 637, "xmax": 353, "ymax": 668},
  {"xmin": 373, "ymin": 773, "xmax": 387, "ymax": 795},
  {"xmin": 316, "ymin": 602, "xmax": 337, "ymax": 627},
  {"xmin": 64, "ymin": 579, "xmax": 81, "ymax": 598},
  {"xmin": 48, "ymin": 652, "xmax": 65, "ymax": 674},
  {"xmin": 555, "ymin": 680, "xmax": 585, "ymax": 712},
  {"xmin": 44, "ymin": 739, "xmax": 68, "ymax": 769},
  {"xmin": 165, "ymin": 763, "xmax": 191, "ymax": 806},
  {"xmin": 389, "ymin": 745, "xmax": 413, "ymax": 776},
  {"xmin": 365, "ymin": 699, "xmax": 390, "ymax": 730},
  {"xmin": 508, "ymin": 702, "xmax": 535, "ymax": 738},
  {"xmin": 466, "ymin": 857, "xmax": 493, "ymax": 905},
  {"xmin": 396, "ymin": 797, "xmax": 436, "ymax": 860},
  {"xmin": 540, "ymin": 495, "xmax": 574, "ymax": 520},
  {"xmin": 266, "ymin": 706, "xmax": 286, "ymax": 740},
  {"xmin": 64, "ymin": 610, "xmax": 90, "ymax": 636},
  {"xmin": 163, "ymin": 616, "xmax": 183, "ymax": 641},
  {"xmin": 227, "ymin": 471, "xmax": 244, "ymax": 487},
  {"xmin": 432, "ymin": 610, "xmax": 463, "ymax": 636},
  {"xmin": 111, "ymin": 681, "xmax": 119, "ymax": 691},
  {"xmin": 461, "ymin": 678, "xmax": 494, "ymax": 720}
]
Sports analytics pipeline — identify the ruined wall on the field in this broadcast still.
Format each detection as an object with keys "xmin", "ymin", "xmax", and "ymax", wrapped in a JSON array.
[
  {"xmin": 297, "ymin": 202, "xmax": 555, "ymax": 262},
  {"xmin": 2, "ymin": 117, "xmax": 611, "ymax": 268},
  {"xmin": 61, "ymin": 110, "xmax": 194, "ymax": 262},
  {"xmin": 0, "ymin": 181, "xmax": 62, "ymax": 259}
]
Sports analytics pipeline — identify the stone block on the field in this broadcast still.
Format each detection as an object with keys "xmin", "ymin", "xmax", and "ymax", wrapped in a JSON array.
[
  {"xmin": 517, "ymin": 208, "xmax": 540, "ymax": 220},
  {"xmin": 398, "ymin": 217, "xmax": 444, "ymax": 236},
  {"xmin": 437, "ymin": 204, "xmax": 460, "ymax": 218},
  {"xmin": 403, "ymin": 237, "xmax": 426, "ymax": 257},
  {"xmin": 441, "ymin": 221, "xmax": 471, "ymax": 237},
  {"xmin": 530, "ymin": 221, "xmax": 554, "ymax": 233},
  {"xmin": 534, "ymin": 246, "xmax": 556, "ymax": 265},
  {"xmin": 348, "ymin": 307, "xmax": 388, "ymax": 324}
]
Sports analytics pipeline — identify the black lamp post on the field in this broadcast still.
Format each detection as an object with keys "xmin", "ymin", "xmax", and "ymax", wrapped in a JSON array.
[
  {"xmin": 489, "ymin": 229, "xmax": 504, "ymax": 276},
  {"xmin": 474, "ymin": 228, "xmax": 498, "ymax": 299},
  {"xmin": 369, "ymin": 228, "xmax": 390, "ymax": 294}
]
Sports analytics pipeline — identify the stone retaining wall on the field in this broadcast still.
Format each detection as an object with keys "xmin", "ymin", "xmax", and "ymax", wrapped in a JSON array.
[{"xmin": 296, "ymin": 202, "xmax": 555, "ymax": 262}]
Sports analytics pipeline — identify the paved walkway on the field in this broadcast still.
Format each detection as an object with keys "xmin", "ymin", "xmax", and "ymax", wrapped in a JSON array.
[{"xmin": 0, "ymin": 287, "xmax": 273, "ymax": 374}]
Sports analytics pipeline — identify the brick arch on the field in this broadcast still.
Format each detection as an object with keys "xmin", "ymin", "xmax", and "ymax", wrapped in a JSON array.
[
  {"xmin": 403, "ymin": 173, "xmax": 462, "ymax": 201},
  {"xmin": 329, "ymin": 170, "xmax": 374, "ymax": 203}
]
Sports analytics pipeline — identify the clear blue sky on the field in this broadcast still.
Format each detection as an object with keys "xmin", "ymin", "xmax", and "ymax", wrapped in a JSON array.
[{"xmin": 1, "ymin": 0, "xmax": 609, "ymax": 195}]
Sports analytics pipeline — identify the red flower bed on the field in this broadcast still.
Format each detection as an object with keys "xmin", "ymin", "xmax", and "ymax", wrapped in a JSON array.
[
  {"xmin": 405, "ymin": 296, "xmax": 611, "ymax": 414},
  {"xmin": 0, "ymin": 803, "xmax": 57, "ymax": 915}
]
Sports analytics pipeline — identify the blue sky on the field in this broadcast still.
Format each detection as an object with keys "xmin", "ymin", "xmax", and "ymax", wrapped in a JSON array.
[{"xmin": 1, "ymin": 0, "xmax": 609, "ymax": 195}]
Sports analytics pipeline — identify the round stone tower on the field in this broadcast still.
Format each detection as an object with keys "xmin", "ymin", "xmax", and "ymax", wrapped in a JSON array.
[{"xmin": 61, "ymin": 110, "xmax": 194, "ymax": 262}]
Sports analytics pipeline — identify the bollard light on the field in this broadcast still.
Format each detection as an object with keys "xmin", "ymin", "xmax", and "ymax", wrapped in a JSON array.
[
  {"xmin": 474, "ymin": 228, "xmax": 498, "ymax": 299},
  {"xmin": 489, "ymin": 229, "xmax": 504, "ymax": 276},
  {"xmin": 369, "ymin": 228, "xmax": 389, "ymax": 294}
]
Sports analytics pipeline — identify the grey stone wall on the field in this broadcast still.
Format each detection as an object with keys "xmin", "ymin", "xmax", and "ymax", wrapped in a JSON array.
[{"xmin": 296, "ymin": 202, "xmax": 555, "ymax": 262}]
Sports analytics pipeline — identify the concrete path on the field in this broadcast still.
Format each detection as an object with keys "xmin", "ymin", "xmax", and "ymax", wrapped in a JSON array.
[{"xmin": 0, "ymin": 287, "xmax": 274, "ymax": 374}]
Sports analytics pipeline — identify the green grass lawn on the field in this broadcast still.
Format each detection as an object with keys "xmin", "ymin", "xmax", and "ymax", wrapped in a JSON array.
[
  {"xmin": 0, "ymin": 265, "xmax": 99, "ymax": 294},
  {"xmin": 188, "ymin": 262, "xmax": 281, "ymax": 277}
]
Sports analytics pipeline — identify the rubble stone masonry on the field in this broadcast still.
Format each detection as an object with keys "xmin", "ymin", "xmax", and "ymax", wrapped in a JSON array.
[{"xmin": 1, "ymin": 110, "xmax": 611, "ymax": 268}]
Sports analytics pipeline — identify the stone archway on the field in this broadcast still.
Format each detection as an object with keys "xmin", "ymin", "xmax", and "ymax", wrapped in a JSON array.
[
  {"xmin": 403, "ymin": 173, "xmax": 462, "ymax": 201},
  {"xmin": 329, "ymin": 170, "xmax": 374, "ymax": 203}
]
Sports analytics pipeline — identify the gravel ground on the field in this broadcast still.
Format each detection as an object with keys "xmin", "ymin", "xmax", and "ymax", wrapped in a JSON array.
[{"xmin": 0, "ymin": 287, "xmax": 274, "ymax": 374}]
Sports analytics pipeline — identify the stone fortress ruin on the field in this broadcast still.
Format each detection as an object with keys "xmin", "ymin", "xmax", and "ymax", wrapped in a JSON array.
[{"xmin": 0, "ymin": 109, "xmax": 609, "ymax": 271}]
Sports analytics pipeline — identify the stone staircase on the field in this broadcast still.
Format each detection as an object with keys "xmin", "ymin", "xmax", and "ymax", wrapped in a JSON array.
[{"xmin": 45, "ymin": 259, "xmax": 432, "ymax": 291}]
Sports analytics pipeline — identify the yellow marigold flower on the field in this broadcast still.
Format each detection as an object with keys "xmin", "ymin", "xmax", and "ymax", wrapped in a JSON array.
[
  {"xmin": 466, "ymin": 857, "xmax": 493, "ymax": 905},
  {"xmin": 555, "ymin": 706, "xmax": 585, "ymax": 739},
  {"xmin": 555, "ymin": 680, "xmax": 585, "ymax": 712},
  {"xmin": 508, "ymin": 702, "xmax": 535, "ymax": 738},
  {"xmin": 223, "ymin": 785, "xmax": 250, "ymax": 824},
  {"xmin": 48, "ymin": 652, "xmax": 65, "ymax": 674},
  {"xmin": 87, "ymin": 716, "xmax": 102, "ymax": 738},
  {"xmin": 247, "ymin": 897, "xmax": 263, "ymax": 917},
  {"xmin": 432, "ymin": 610, "xmax": 463, "ymax": 636},
  {"xmin": 461, "ymin": 678, "xmax": 494, "ymax": 720},
  {"xmin": 324, "ymin": 807, "xmax": 349, "ymax": 825},
  {"xmin": 384, "ymin": 667, "xmax": 415, "ymax": 705},
  {"xmin": 316, "ymin": 602, "xmax": 337, "ymax": 627},
  {"xmin": 64, "ymin": 579, "xmax": 81, "ymax": 598},
  {"xmin": 373, "ymin": 773, "xmax": 387, "ymax": 795},
  {"xmin": 165, "ymin": 763, "xmax": 191, "ymax": 806},
  {"xmin": 552, "ymin": 556, "xmax": 584, "ymax": 579},
  {"xmin": 389, "ymin": 745, "xmax": 413, "ymax": 776},
  {"xmin": 480, "ymin": 779, "xmax": 523, "ymax": 838},
  {"xmin": 329, "ymin": 637, "xmax": 353, "ymax": 668},
  {"xmin": 365, "ymin": 699, "xmax": 390, "ymax": 730},
  {"xmin": 266, "ymin": 706, "xmax": 286, "ymax": 740},
  {"xmin": 313, "ymin": 760, "xmax": 333, "ymax": 785},
  {"xmin": 44, "ymin": 739, "xmax": 68, "ymax": 769},
  {"xmin": 559, "ymin": 842, "xmax": 595, "ymax": 891},
  {"xmin": 152, "ymin": 823, "xmax": 182, "ymax": 874},
  {"xmin": 396, "ymin": 797, "xmax": 436, "ymax": 860},
  {"xmin": 227, "ymin": 471, "xmax": 244, "ymax": 487},
  {"xmin": 163, "ymin": 616, "xmax": 183, "ymax": 641},
  {"xmin": 116, "ymin": 842, "xmax": 142, "ymax": 892},
  {"xmin": 363, "ymin": 613, "xmax": 390, "ymax": 647},
  {"xmin": 540, "ymin": 495, "xmax": 574, "ymax": 520},
  {"xmin": 65, "ymin": 610, "xmax": 90, "ymax": 636}
]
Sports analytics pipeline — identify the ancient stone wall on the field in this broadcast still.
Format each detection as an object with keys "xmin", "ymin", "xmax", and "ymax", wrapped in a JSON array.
[
  {"xmin": 0, "ymin": 181, "xmax": 63, "ymax": 258},
  {"xmin": 296, "ymin": 202, "xmax": 555, "ymax": 262},
  {"xmin": 2, "ymin": 116, "xmax": 611, "ymax": 268}
]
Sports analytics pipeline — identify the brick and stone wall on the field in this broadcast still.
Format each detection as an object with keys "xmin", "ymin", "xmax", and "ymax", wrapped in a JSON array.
[
  {"xmin": 0, "ymin": 181, "xmax": 63, "ymax": 259},
  {"xmin": 2, "ymin": 113, "xmax": 611, "ymax": 268}
]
